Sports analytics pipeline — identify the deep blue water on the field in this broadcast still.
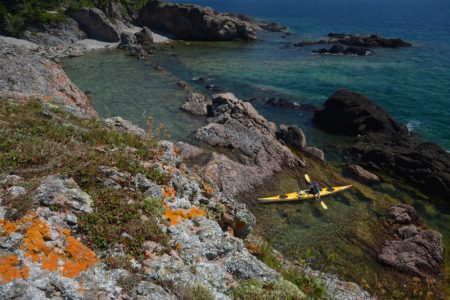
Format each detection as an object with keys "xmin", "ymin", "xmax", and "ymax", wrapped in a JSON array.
[{"xmin": 169, "ymin": 0, "xmax": 450, "ymax": 150}]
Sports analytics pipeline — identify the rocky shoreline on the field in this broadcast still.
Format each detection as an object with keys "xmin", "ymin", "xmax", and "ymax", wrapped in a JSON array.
[
  {"xmin": 1, "ymin": 0, "xmax": 448, "ymax": 299},
  {"xmin": 0, "ymin": 10, "xmax": 373, "ymax": 300}
]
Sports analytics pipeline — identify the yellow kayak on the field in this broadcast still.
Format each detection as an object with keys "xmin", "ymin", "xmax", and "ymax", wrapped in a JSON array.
[{"xmin": 256, "ymin": 185, "xmax": 352, "ymax": 203}]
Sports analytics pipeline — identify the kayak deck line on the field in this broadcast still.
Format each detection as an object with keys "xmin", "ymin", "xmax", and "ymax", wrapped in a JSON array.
[{"xmin": 256, "ymin": 185, "xmax": 352, "ymax": 203}]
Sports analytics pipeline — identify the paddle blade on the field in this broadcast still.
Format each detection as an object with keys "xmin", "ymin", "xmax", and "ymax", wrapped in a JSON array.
[
  {"xmin": 304, "ymin": 174, "xmax": 311, "ymax": 184},
  {"xmin": 320, "ymin": 201, "xmax": 328, "ymax": 210}
]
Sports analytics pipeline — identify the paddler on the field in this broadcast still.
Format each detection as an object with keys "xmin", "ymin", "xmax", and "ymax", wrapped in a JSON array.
[{"xmin": 313, "ymin": 181, "xmax": 321, "ymax": 200}]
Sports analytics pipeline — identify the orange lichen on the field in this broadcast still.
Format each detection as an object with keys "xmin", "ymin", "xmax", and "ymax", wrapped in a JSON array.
[
  {"xmin": 0, "ymin": 220, "xmax": 17, "ymax": 236},
  {"xmin": 163, "ymin": 205, "xmax": 205, "ymax": 225},
  {"xmin": 61, "ymin": 236, "xmax": 97, "ymax": 278},
  {"xmin": 41, "ymin": 252, "xmax": 61, "ymax": 272},
  {"xmin": 0, "ymin": 255, "xmax": 30, "ymax": 284},
  {"xmin": 0, "ymin": 212, "xmax": 98, "ymax": 281},
  {"xmin": 163, "ymin": 186, "xmax": 176, "ymax": 198},
  {"xmin": 22, "ymin": 218, "xmax": 51, "ymax": 262}
]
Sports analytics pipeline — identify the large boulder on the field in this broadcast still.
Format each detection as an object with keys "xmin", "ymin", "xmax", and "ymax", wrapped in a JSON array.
[
  {"xmin": 68, "ymin": 7, "xmax": 120, "ymax": 42},
  {"xmin": 135, "ymin": 0, "xmax": 260, "ymax": 41},
  {"xmin": 313, "ymin": 89, "xmax": 450, "ymax": 200},
  {"xmin": 276, "ymin": 124, "xmax": 307, "ymax": 150},
  {"xmin": 195, "ymin": 93, "xmax": 304, "ymax": 197},
  {"xmin": 313, "ymin": 89, "xmax": 408, "ymax": 136},
  {"xmin": 181, "ymin": 92, "xmax": 211, "ymax": 116},
  {"xmin": 378, "ymin": 205, "xmax": 444, "ymax": 277}
]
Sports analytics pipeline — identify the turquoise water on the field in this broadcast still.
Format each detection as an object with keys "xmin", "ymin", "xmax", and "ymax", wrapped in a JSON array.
[
  {"xmin": 167, "ymin": 0, "xmax": 450, "ymax": 150},
  {"xmin": 62, "ymin": 0, "xmax": 450, "ymax": 296}
]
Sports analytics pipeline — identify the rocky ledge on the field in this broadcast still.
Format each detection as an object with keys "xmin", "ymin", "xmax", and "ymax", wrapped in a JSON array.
[
  {"xmin": 135, "ymin": 0, "xmax": 261, "ymax": 40},
  {"xmin": 378, "ymin": 205, "xmax": 444, "ymax": 278},
  {"xmin": 191, "ymin": 93, "xmax": 306, "ymax": 198},
  {"xmin": 0, "ymin": 40, "xmax": 96, "ymax": 118},
  {"xmin": 313, "ymin": 89, "xmax": 450, "ymax": 200}
]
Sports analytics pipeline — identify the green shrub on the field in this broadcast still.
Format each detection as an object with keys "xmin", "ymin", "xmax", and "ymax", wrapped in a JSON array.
[
  {"xmin": 229, "ymin": 279, "xmax": 306, "ymax": 300},
  {"xmin": 181, "ymin": 283, "xmax": 215, "ymax": 300}
]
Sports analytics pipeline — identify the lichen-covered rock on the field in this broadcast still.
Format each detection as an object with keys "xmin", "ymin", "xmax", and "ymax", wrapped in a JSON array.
[
  {"xmin": 104, "ymin": 117, "xmax": 146, "ymax": 137},
  {"xmin": 34, "ymin": 176, "xmax": 93, "ymax": 213},
  {"xmin": 175, "ymin": 141, "xmax": 205, "ymax": 159},
  {"xmin": 130, "ymin": 281, "xmax": 177, "ymax": 300},
  {"xmin": 0, "ymin": 41, "xmax": 95, "ymax": 118},
  {"xmin": 157, "ymin": 140, "xmax": 183, "ymax": 167},
  {"xmin": 145, "ymin": 217, "xmax": 277, "ymax": 296}
]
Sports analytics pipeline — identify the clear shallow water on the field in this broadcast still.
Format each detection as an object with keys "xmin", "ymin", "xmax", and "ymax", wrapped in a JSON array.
[
  {"xmin": 170, "ymin": 0, "xmax": 450, "ymax": 150},
  {"xmin": 63, "ymin": 0, "xmax": 450, "ymax": 296},
  {"xmin": 63, "ymin": 49, "xmax": 205, "ymax": 142}
]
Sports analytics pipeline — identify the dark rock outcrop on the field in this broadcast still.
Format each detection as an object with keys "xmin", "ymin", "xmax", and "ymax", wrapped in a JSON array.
[
  {"xmin": 378, "ymin": 205, "xmax": 444, "ymax": 278},
  {"xmin": 68, "ymin": 7, "xmax": 120, "ymax": 42},
  {"xmin": 327, "ymin": 33, "xmax": 411, "ymax": 48},
  {"xmin": 135, "ymin": 0, "xmax": 260, "ymax": 41},
  {"xmin": 314, "ymin": 89, "xmax": 450, "ymax": 200},
  {"xmin": 296, "ymin": 33, "xmax": 411, "ymax": 49},
  {"xmin": 195, "ymin": 93, "xmax": 304, "ymax": 197},
  {"xmin": 313, "ymin": 44, "xmax": 372, "ymax": 56},
  {"xmin": 313, "ymin": 89, "xmax": 408, "ymax": 136}
]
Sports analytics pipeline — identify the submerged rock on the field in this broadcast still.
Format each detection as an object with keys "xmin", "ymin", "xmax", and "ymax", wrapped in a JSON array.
[
  {"xmin": 347, "ymin": 164, "xmax": 380, "ymax": 182},
  {"xmin": 313, "ymin": 44, "xmax": 372, "ymax": 56},
  {"xmin": 136, "ymin": 0, "xmax": 260, "ymax": 41}
]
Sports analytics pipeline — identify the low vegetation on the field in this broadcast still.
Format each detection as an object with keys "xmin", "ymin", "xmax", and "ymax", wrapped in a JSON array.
[
  {"xmin": 246, "ymin": 242, "xmax": 327, "ymax": 299},
  {"xmin": 0, "ymin": 99, "xmax": 169, "ymax": 262}
]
